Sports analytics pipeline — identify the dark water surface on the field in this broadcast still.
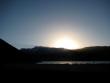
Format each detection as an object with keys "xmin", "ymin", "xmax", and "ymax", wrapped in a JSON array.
[{"xmin": 37, "ymin": 61, "xmax": 110, "ymax": 65}]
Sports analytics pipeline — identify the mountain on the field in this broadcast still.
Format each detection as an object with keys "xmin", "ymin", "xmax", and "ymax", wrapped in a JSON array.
[
  {"xmin": 0, "ymin": 39, "xmax": 34, "ymax": 63},
  {"xmin": 1, "ymin": 38, "xmax": 110, "ymax": 64},
  {"xmin": 0, "ymin": 39, "xmax": 46, "ymax": 64},
  {"xmin": 1, "ymin": 39, "xmax": 110, "ymax": 71},
  {"xmin": 21, "ymin": 46, "xmax": 110, "ymax": 61},
  {"xmin": 0, "ymin": 39, "xmax": 18, "ymax": 51},
  {"xmin": 0, "ymin": 39, "xmax": 20, "ymax": 63}
]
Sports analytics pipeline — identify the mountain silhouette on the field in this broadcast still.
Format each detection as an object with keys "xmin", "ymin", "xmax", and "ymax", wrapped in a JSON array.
[
  {"xmin": 1, "ymin": 39, "xmax": 110, "ymax": 71},
  {"xmin": 21, "ymin": 46, "xmax": 110, "ymax": 61},
  {"xmin": 1, "ymin": 38, "xmax": 110, "ymax": 64},
  {"xmin": 0, "ymin": 39, "xmax": 20, "ymax": 63},
  {"xmin": 0, "ymin": 39, "xmax": 34, "ymax": 63},
  {"xmin": 0, "ymin": 38, "xmax": 34, "ymax": 70},
  {"xmin": 0, "ymin": 39, "xmax": 17, "ymax": 50}
]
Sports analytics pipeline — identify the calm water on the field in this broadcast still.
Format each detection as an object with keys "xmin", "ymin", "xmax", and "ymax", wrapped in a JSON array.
[{"xmin": 37, "ymin": 61, "xmax": 110, "ymax": 65}]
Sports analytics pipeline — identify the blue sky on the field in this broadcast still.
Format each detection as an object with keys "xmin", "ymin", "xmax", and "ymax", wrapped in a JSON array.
[{"xmin": 0, "ymin": 0, "xmax": 110, "ymax": 48}]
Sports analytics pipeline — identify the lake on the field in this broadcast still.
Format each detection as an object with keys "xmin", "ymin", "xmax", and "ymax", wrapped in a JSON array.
[{"xmin": 37, "ymin": 61, "xmax": 110, "ymax": 65}]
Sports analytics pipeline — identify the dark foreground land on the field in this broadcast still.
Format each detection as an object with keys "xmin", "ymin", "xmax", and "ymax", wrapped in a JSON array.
[
  {"xmin": 3, "ymin": 64, "xmax": 110, "ymax": 72},
  {"xmin": 1, "ymin": 39, "xmax": 110, "ymax": 72}
]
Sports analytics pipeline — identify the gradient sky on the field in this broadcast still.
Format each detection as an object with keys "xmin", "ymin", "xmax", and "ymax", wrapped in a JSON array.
[{"xmin": 0, "ymin": 0, "xmax": 110, "ymax": 49}]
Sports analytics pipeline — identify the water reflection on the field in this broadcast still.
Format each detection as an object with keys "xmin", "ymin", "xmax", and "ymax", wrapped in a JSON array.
[{"xmin": 37, "ymin": 61, "xmax": 110, "ymax": 65}]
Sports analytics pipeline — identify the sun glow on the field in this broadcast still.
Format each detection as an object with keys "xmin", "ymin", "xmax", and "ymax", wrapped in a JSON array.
[{"xmin": 53, "ymin": 37, "xmax": 80, "ymax": 49}]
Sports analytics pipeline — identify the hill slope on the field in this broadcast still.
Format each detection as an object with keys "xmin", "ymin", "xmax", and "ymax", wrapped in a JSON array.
[{"xmin": 1, "ymin": 39, "xmax": 110, "ymax": 64}]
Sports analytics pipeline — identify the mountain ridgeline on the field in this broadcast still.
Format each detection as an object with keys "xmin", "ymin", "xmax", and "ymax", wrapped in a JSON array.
[
  {"xmin": 0, "ymin": 39, "xmax": 110, "ymax": 64},
  {"xmin": 21, "ymin": 46, "xmax": 110, "ymax": 62}
]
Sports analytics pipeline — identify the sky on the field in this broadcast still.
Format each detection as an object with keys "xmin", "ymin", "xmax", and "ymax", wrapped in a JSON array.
[{"xmin": 0, "ymin": 0, "xmax": 110, "ymax": 49}]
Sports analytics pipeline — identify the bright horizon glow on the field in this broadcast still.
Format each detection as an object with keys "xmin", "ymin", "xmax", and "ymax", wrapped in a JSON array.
[
  {"xmin": 1, "ymin": 0, "xmax": 109, "ymax": 49},
  {"xmin": 53, "ymin": 37, "xmax": 80, "ymax": 49}
]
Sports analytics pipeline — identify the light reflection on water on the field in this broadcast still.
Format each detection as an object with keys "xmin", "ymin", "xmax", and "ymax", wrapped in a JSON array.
[{"xmin": 37, "ymin": 61, "xmax": 110, "ymax": 65}]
